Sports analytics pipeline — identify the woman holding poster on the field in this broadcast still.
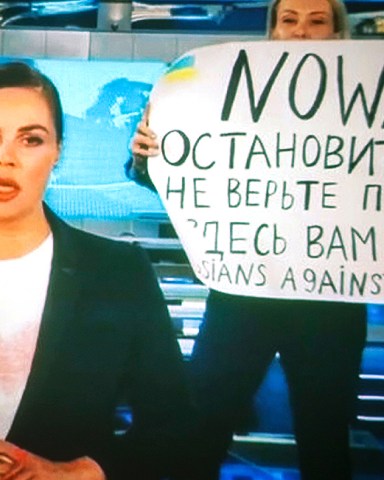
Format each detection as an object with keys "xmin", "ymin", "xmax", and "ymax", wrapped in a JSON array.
[{"xmin": 129, "ymin": 1, "xmax": 367, "ymax": 479}]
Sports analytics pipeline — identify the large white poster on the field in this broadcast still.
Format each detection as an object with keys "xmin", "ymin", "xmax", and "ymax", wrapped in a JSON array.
[{"xmin": 148, "ymin": 40, "xmax": 384, "ymax": 303}]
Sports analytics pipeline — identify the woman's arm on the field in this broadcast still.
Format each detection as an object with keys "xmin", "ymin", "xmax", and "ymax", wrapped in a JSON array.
[
  {"xmin": 125, "ymin": 106, "xmax": 159, "ymax": 191},
  {"xmin": 108, "ymin": 243, "xmax": 203, "ymax": 479}
]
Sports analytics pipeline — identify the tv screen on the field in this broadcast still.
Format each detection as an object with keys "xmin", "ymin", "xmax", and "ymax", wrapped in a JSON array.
[{"xmin": 3, "ymin": 57, "xmax": 168, "ymax": 221}]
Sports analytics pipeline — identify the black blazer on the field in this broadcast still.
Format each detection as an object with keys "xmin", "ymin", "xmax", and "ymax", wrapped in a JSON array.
[{"xmin": 6, "ymin": 206, "xmax": 197, "ymax": 479}]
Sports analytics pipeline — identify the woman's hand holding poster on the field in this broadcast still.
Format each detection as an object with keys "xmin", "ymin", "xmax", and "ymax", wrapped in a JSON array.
[{"xmin": 148, "ymin": 40, "xmax": 384, "ymax": 303}]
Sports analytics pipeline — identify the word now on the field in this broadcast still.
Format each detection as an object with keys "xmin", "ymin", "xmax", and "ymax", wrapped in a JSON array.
[{"xmin": 221, "ymin": 49, "xmax": 384, "ymax": 128}]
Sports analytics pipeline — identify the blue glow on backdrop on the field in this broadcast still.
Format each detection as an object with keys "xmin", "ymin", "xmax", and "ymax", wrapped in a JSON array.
[{"xmin": 31, "ymin": 58, "xmax": 167, "ymax": 220}]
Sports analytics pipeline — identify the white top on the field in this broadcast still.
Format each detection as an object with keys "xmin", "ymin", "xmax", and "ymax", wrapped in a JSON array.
[{"xmin": 0, "ymin": 234, "xmax": 53, "ymax": 439}]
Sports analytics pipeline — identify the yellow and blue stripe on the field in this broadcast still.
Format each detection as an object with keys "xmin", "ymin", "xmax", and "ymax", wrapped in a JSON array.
[{"xmin": 163, "ymin": 55, "xmax": 198, "ymax": 82}]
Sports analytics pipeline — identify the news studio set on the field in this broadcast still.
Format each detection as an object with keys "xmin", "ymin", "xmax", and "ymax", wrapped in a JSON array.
[{"xmin": 0, "ymin": 1, "xmax": 383, "ymax": 479}]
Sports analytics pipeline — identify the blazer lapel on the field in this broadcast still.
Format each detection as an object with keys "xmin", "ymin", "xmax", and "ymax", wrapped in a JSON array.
[{"xmin": 7, "ymin": 207, "xmax": 83, "ymax": 443}]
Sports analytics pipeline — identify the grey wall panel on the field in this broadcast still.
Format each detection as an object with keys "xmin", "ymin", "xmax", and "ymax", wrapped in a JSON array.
[
  {"xmin": 45, "ymin": 30, "xmax": 90, "ymax": 58},
  {"xmin": 1, "ymin": 28, "xmax": 255, "ymax": 61},
  {"xmin": 2, "ymin": 29, "xmax": 46, "ymax": 58},
  {"xmin": 175, "ymin": 33, "xmax": 259, "ymax": 57},
  {"xmin": 132, "ymin": 33, "xmax": 178, "ymax": 62},
  {"xmin": 90, "ymin": 31, "xmax": 134, "ymax": 59}
]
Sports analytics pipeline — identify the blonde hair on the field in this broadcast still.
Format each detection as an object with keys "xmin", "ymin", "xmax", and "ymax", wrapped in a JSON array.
[{"xmin": 267, "ymin": 0, "xmax": 351, "ymax": 39}]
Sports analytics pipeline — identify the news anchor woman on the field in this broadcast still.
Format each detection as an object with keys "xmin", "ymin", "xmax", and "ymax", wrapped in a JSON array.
[
  {"xmin": 0, "ymin": 61, "xmax": 200, "ymax": 480},
  {"xmin": 128, "ymin": 1, "xmax": 367, "ymax": 479}
]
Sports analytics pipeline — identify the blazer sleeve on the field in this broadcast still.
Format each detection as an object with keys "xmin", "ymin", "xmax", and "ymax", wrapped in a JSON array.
[
  {"xmin": 124, "ymin": 153, "xmax": 156, "ymax": 191},
  {"xmin": 103, "ymin": 241, "xmax": 201, "ymax": 479}
]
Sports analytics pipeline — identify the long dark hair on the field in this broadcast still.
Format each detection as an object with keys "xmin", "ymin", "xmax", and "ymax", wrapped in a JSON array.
[{"xmin": 0, "ymin": 61, "xmax": 63, "ymax": 143}]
